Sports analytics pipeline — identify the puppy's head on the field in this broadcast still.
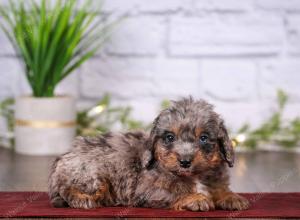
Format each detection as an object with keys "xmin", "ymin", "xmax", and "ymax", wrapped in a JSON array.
[{"xmin": 146, "ymin": 97, "xmax": 234, "ymax": 177}]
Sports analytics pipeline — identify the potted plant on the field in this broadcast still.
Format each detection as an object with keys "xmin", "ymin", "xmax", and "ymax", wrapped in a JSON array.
[{"xmin": 0, "ymin": 0, "xmax": 112, "ymax": 155}]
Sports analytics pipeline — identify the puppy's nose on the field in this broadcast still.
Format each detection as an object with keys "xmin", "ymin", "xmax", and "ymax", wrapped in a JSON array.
[{"xmin": 179, "ymin": 159, "xmax": 191, "ymax": 168}]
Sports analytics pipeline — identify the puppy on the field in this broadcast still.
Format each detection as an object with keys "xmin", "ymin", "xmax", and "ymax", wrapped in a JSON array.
[{"xmin": 49, "ymin": 97, "xmax": 249, "ymax": 211}]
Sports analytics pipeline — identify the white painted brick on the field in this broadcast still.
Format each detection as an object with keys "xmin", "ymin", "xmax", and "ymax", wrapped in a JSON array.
[
  {"xmin": 286, "ymin": 15, "xmax": 300, "ymax": 55},
  {"xmin": 81, "ymin": 73, "xmax": 154, "ymax": 99},
  {"xmin": 169, "ymin": 15, "xmax": 284, "ymax": 56},
  {"xmin": 282, "ymin": 104, "xmax": 300, "ymax": 121},
  {"xmin": 213, "ymin": 102, "xmax": 267, "ymax": 131},
  {"xmin": 150, "ymin": 58, "xmax": 200, "ymax": 98},
  {"xmin": 0, "ymin": 58, "xmax": 21, "ymax": 98},
  {"xmin": 194, "ymin": 0, "xmax": 253, "ymax": 11},
  {"xmin": 80, "ymin": 57, "xmax": 156, "ymax": 99},
  {"xmin": 150, "ymin": 58, "xmax": 199, "ymax": 80},
  {"xmin": 106, "ymin": 16, "xmax": 165, "ymax": 56},
  {"xmin": 201, "ymin": 60, "xmax": 258, "ymax": 101},
  {"xmin": 15, "ymin": 69, "xmax": 32, "ymax": 96},
  {"xmin": 102, "ymin": 0, "xmax": 138, "ymax": 13},
  {"xmin": 256, "ymin": 0, "xmax": 300, "ymax": 11},
  {"xmin": 102, "ymin": 0, "xmax": 192, "ymax": 13},
  {"xmin": 55, "ymin": 71, "xmax": 80, "ymax": 97},
  {"xmin": 259, "ymin": 59, "xmax": 300, "ymax": 102},
  {"xmin": 112, "ymin": 97, "xmax": 161, "ymax": 123},
  {"xmin": 80, "ymin": 56, "xmax": 200, "ymax": 99},
  {"xmin": 136, "ymin": 0, "xmax": 192, "ymax": 13},
  {"xmin": 81, "ymin": 56, "xmax": 154, "ymax": 81},
  {"xmin": 0, "ymin": 19, "xmax": 16, "ymax": 56}
]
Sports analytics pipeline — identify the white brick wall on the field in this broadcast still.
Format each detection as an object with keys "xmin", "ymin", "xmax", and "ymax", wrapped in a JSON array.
[
  {"xmin": 1, "ymin": 0, "xmax": 300, "ymax": 131},
  {"xmin": 169, "ymin": 14, "xmax": 284, "ymax": 56}
]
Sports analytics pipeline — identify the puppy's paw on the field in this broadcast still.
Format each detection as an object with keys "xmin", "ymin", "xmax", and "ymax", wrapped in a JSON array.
[
  {"xmin": 69, "ymin": 198, "xmax": 99, "ymax": 209},
  {"xmin": 215, "ymin": 193, "xmax": 249, "ymax": 211},
  {"xmin": 172, "ymin": 194, "xmax": 215, "ymax": 212}
]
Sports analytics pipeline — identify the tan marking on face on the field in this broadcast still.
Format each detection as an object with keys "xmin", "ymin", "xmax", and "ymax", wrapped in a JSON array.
[
  {"xmin": 194, "ymin": 127, "xmax": 203, "ymax": 137},
  {"xmin": 211, "ymin": 152, "xmax": 221, "ymax": 163},
  {"xmin": 155, "ymin": 144, "xmax": 178, "ymax": 169},
  {"xmin": 208, "ymin": 146, "xmax": 222, "ymax": 167},
  {"xmin": 192, "ymin": 150, "xmax": 205, "ymax": 166},
  {"xmin": 192, "ymin": 148, "xmax": 222, "ymax": 170},
  {"xmin": 170, "ymin": 125, "xmax": 180, "ymax": 136}
]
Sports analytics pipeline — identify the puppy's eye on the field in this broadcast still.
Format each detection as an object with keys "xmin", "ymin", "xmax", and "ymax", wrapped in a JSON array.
[
  {"xmin": 163, "ymin": 133, "xmax": 175, "ymax": 144},
  {"xmin": 199, "ymin": 134, "xmax": 209, "ymax": 144}
]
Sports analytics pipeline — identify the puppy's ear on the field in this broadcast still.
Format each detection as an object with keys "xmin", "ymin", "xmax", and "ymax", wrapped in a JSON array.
[
  {"xmin": 218, "ymin": 120, "xmax": 234, "ymax": 167},
  {"xmin": 141, "ymin": 149, "xmax": 154, "ymax": 168},
  {"xmin": 141, "ymin": 128, "xmax": 157, "ymax": 169},
  {"xmin": 142, "ymin": 115, "xmax": 164, "ymax": 169}
]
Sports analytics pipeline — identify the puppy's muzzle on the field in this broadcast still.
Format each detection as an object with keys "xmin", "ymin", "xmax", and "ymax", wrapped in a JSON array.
[{"xmin": 175, "ymin": 143, "xmax": 194, "ymax": 168}]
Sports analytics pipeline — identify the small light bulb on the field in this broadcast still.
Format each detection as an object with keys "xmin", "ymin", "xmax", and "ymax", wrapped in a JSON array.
[
  {"xmin": 236, "ymin": 134, "xmax": 246, "ymax": 143},
  {"xmin": 87, "ymin": 105, "xmax": 105, "ymax": 117}
]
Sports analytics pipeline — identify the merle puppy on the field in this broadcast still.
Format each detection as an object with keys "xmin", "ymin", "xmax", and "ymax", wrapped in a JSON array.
[{"xmin": 49, "ymin": 97, "xmax": 249, "ymax": 211}]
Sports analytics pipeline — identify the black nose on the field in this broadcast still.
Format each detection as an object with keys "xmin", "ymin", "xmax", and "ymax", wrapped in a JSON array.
[{"xmin": 179, "ymin": 159, "xmax": 191, "ymax": 168}]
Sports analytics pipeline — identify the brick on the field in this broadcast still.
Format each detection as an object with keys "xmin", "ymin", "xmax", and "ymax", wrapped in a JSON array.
[
  {"xmin": 101, "ymin": 0, "xmax": 138, "ymax": 13},
  {"xmin": 81, "ymin": 56, "xmax": 154, "ymax": 81},
  {"xmin": 213, "ymin": 101, "xmax": 267, "ymax": 131},
  {"xmin": 259, "ymin": 59, "xmax": 300, "ymax": 102},
  {"xmin": 194, "ymin": 0, "xmax": 253, "ymax": 11},
  {"xmin": 286, "ymin": 15, "xmax": 300, "ymax": 55},
  {"xmin": 55, "ymin": 70, "xmax": 80, "ymax": 98},
  {"xmin": 201, "ymin": 60, "xmax": 258, "ymax": 101},
  {"xmin": 80, "ymin": 57, "xmax": 200, "ymax": 99},
  {"xmin": 112, "ymin": 98, "xmax": 160, "ymax": 123},
  {"xmin": 15, "ymin": 70, "xmax": 31, "ymax": 96},
  {"xmin": 102, "ymin": 0, "xmax": 192, "ymax": 13},
  {"xmin": 0, "ymin": 58, "xmax": 21, "ymax": 98},
  {"xmin": 106, "ymin": 16, "xmax": 165, "ymax": 56},
  {"xmin": 80, "ymin": 57, "xmax": 156, "ymax": 99},
  {"xmin": 168, "ymin": 15, "xmax": 284, "ymax": 56},
  {"xmin": 136, "ymin": 0, "xmax": 192, "ymax": 13},
  {"xmin": 0, "ymin": 19, "xmax": 16, "ymax": 56},
  {"xmin": 282, "ymin": 103, "xmax": 300, "ymax": 121},
  {"xmin": 151, "ymin": 59, "xmax": 200, "ymax": 98},
  {"xmin": 256, "ymin": 0, "xmax": 300, "ymax": 11}
]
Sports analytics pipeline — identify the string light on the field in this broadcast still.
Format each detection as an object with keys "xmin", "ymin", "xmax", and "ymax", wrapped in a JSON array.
[
  {"xmin": 232, "ymin": 133, "xmax": 246, "ymax": 148},
  {"xmin": 236, "ymin": 134, "xmax": 246, "ymax": 143},
  {"xmin": 87, "ymin": 105, "xmax": 105, "ymax": 117}
]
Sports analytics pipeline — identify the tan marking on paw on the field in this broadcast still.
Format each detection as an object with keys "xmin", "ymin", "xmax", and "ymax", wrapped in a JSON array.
[
  {"xmin": 215, "ymin": 192, "xmax": 250, "ymax": 211},
  {"xmin": 172, "ymin": 193, "xmax": 215, "ymax": 212},
  {"xmin": 69, "ymin": 182, "xmax": 109, "ymax": 202}
]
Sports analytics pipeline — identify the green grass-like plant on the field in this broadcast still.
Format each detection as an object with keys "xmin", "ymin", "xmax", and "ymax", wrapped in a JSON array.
[
  {"xmin": 0, "ymin": 0, "xmax": 114, "ymax": 97},
  {"xmin": 234, "ymin": 89, "xmax": 300, "ymax": 149}
]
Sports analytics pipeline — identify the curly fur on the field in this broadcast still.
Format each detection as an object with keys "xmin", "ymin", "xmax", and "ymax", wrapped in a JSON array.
[{"xmin": 48, "ymin": 97, "xmax": 249, "ymax": 211}]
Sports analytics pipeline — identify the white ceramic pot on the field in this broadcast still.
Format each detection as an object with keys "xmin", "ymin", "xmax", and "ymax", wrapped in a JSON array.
[{"xmin": 15, "ymin": 96, "xmax": 76, "ymax": 155}]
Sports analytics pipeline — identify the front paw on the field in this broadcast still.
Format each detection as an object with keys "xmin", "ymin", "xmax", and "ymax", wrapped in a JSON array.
[
  {"xmin": 172, "ymin": 194, "xmax": 215, "ymax": 212},
  {"xmin": 215, "ymin": 193, "xmax": 249, "ymax": 211}
]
